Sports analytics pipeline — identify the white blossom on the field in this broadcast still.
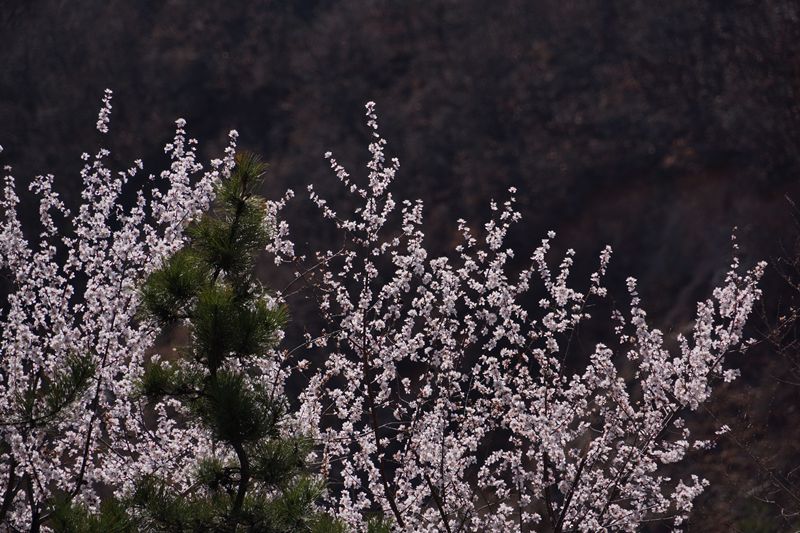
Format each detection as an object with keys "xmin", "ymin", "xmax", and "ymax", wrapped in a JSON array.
[
  {"xmin": 0, "ymin": 90, "xmax": 238, "ymax": 528},
  {"xmin": 0, "ymin": 94, "xmax": 767, "ymax": 532},
  {"xmin": 272, "ymin": 103, "xmax": 766, "ymax": 532}
]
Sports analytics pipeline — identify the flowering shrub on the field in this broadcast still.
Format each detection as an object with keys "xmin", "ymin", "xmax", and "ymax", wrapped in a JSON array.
[
  {"xmin": 0, "ymin": 93, "xmax": 766, "ymax": 531},
  {"xmin": 272, "ymin": 103, "xmax": 767, "ymax": 531},
  {"xmin": 0, "ymin": 91, "xmax": 239, "ymax": 529}
]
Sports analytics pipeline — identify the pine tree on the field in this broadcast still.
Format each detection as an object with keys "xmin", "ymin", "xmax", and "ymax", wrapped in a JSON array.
[{"xmin": 102, "ymin": 152, "xmax": 340, "ymax": 532}]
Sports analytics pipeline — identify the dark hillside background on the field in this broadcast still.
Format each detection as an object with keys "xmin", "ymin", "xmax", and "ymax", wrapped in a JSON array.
[{"xmin": 2, "ymin": 1, "xmax": 800, "ymax": 529}]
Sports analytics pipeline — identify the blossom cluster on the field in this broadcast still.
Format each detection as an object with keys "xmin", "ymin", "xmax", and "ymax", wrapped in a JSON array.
[
  {"xmin": 0, "ymin": 91, "xmax": 237, "ymax": 529},
  {"xmin": 0, "ymin": 94, "xmax": 767, "ymax": 532},
  {"xmin": 271, "ymin": 103, "xmax": 767, "ymax": 531}
]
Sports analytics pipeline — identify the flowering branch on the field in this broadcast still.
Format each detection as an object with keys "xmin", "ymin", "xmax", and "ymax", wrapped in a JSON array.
[
  {"xmin": 268, "ymin": 102, "xmax": 767, "ymax": 532},
  {"xmin": 0, "ymin": 90, "xmax": 236, "ymax": 529}
]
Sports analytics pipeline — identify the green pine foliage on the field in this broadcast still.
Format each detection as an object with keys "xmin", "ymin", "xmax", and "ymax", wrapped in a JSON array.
[
  {"xmin": 49, "ymin": 497, "xmax": 134, "ymax": 533},
  {"xmin": 68, "ymin": 152, "xmax": 341, "ymax": 532}
]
